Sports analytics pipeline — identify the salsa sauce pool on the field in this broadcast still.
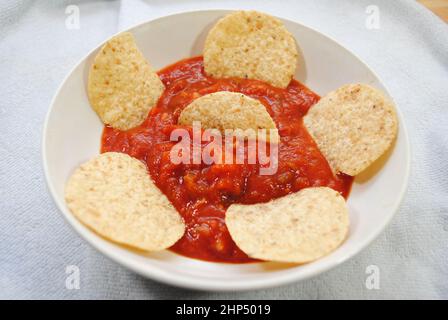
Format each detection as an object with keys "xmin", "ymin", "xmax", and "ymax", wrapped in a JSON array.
[{"xmin": 101, "ymin": 57, "xmax": 353, "ymax": 263}]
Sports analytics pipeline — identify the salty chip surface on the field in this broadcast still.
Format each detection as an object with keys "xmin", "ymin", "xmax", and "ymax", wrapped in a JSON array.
[
  {"xmin": 304, "ymin": 84, "xmax": 398, "ymax": 176},
  {"xmin": 88, "ymin": 32, "xmax": 164, "ymax": 130},
  {"xmin": 65, "ymin": 152, "xmax": 185, "ymax": 251},
  {"xmin": 226, "ymin": 187, "xmax": 349, "ymax": 263},
  {"xmin": 178, "ymin": 91, "xmax": 279, "ymax": 142},
  {"xmin": 204, "ymin": 11, "xmax": 298, "ymax": 88}
]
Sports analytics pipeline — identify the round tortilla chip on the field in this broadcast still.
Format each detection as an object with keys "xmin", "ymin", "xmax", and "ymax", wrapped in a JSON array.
[
  {"xmin": 88, "ymin": 32, "xmax": 165, "ymax": 130},
  {"xmin": 204, "ymin": 10, "xmax": 298, "ymax": 88},
  {"xmin": 226, "ymin": 187, "xmax": 349, "ymax": 263},
  {"xmin": 65, "ymin": 152, "xmax": 185, "ymax": 251},
  {"xmin": 178, "ymin": 91, "xmax": 279, "ymax": 142},
  {"xmin": 304, "ymin": 84, "xmax": 398, "ymax": 176}
]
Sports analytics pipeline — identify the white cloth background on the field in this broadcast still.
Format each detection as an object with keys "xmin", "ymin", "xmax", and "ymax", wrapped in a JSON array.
[{"xmin": 0, "ymin": 0, "xmax": 447, "ymax": 299}]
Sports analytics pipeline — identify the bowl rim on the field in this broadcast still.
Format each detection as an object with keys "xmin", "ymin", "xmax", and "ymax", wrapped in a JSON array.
[{"xmin": 42, "ymin": 8, "xmax": 411, "ymax": 292}]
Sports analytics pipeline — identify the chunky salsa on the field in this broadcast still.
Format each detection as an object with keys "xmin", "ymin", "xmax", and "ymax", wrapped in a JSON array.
[{"xmin": 101, "ymin": 57, "xmax": 353, "ymax": 263}]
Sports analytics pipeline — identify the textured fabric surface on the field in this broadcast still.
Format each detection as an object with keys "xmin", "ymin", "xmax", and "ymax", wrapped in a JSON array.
[{"xmin": 0, "ymin": 0, "xmax": 447, "ymax": 299}]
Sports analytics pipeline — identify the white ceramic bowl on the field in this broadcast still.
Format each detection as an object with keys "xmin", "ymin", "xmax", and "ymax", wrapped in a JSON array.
[{"xmin": 43, "ymin": 10, "xmax": 410, "ymax": 291}]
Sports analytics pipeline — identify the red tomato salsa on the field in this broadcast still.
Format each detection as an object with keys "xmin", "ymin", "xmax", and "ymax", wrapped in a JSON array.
[{"xmin": 101, "ymin": 57, "xmax": 353, "ymax": 263}]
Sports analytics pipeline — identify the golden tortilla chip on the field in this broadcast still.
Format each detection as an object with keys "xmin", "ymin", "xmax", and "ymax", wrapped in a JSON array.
[
  {"xmin": 204, "ymin": 10, "xmax": 298, "ymax": 88},
  {"xmin": 178, "ymin": 91, "xmax": 279, "ymax": 142},
  {"xmin": 88, "ymin": 32, "xmax": 164, "ymax": 130},
  {"xmin": 304, "ymin": 84, "xmax": 398, "ymax": 175},
  {"xmin": 226, "ymin": 187, "xmax": 349, "ymax": 263},
  {"xmin": 65, "ymin": 152, "xmax": 185, "ymax": 251}
]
